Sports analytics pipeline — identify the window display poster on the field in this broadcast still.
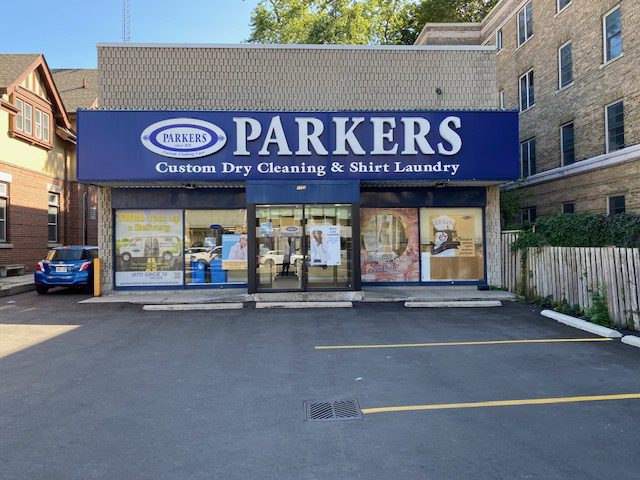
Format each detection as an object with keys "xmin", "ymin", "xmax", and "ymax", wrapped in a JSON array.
[
  {"xmin": 360, "ymin": 208, "xmax": 420, "ymax": 282},
  {"xmin": 115, "ymin": 209, "xmax": 183, "ymax": 286},
  {"xmin": 222, "ymin": 233, "xmax": 248, "ymax": 269},
  {"xmin": 309, "ymin": 225, "xmax": 341, "ymax": 266},
  {"xmin": 420, "ymin": 208, "xmax": 484, "ymax": 281}
]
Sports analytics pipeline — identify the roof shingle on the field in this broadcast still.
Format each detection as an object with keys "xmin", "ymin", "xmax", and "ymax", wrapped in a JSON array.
[
  {"xmin": 0, "ymin": 54, "xmax": 40, "ymax": 89},
  {"xmin": 51, "ymin": 69, "xmax": 99, "ymax": 112}
]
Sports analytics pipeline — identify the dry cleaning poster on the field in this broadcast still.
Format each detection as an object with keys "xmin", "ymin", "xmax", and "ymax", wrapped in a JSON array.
[
  {"xmin": 114, "ymin": 209, "xmax": 184, "ymax": 287},
  {"xmin": 360, "ymin": 208, "xmax": 419, "ymax": 282},
  {"xmin": 309, "ymin": 225, "xmax": 341, "ymax": 266}
]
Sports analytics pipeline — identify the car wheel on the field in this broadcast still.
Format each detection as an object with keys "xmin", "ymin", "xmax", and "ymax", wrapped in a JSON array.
[
  {"xmin": 265, "ymin": 259, "xmax": 274, "ymax": 268},
  {"xmin": 36, "ymin": 285, "xmax": 48, "ymax": 295},
  {"xmin": 197, "ymin": 259, "xmax": 208, "ymax": 269},
  {"xmin": 121, "ymin": 252, "xmax": 131, "ymax": 262},
  {"xmin": 162, "ymin": 251, "xmax": 173, "ymax": 262}
]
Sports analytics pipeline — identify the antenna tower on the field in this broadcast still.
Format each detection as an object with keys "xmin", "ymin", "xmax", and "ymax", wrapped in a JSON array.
[{"xmin": 122, "ymin": 0, "xmax": 130, "ymax": 42}]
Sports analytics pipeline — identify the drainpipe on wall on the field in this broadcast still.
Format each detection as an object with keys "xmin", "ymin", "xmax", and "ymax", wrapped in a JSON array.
[
  {"xmin": 82, "ymin": 191, "xmax": 88, "ymax": 245},
  {"xmin": 64, "ymin": 146, "xmax": 69, "ymax": 245}
]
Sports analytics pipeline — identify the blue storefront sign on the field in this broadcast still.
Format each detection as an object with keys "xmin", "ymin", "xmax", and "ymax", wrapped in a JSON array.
[{"xmin": 77, "ymin": 110, "xmax": 519, "ymax": 182}]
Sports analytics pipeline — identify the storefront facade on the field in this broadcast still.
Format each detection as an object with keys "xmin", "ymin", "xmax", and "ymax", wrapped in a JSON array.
[{"xmin": 81, "ymin": 44, "xmax": 519, "ymax": 294}]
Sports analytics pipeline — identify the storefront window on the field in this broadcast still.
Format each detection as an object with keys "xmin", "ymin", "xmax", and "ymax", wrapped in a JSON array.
[
  {"xmin": 360, "ymin": 208, "xmax": 420, "ymax": 282},
  {"xmin": 185, "ymin": 209, "xmax": 247, "ymax": 285},
  {"xmin": 114, "ymin": 209, "xmax": 184, "ymax": 287},
  {"xmin": 306, "ymin": 204, "xmax": 352, "ymax": 289},
  {"xmin": 419, "ymin": 208, "xmax": 484, "ymax": 281}
]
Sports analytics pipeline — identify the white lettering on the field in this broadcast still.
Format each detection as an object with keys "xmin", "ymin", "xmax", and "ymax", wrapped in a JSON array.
[
  {"xmin": 401, "ymin": 117, "xmax": 435, "ymax": 155},
  {"xmin": 295, "ymin": 117, "xmax": 328, "ymax": 155},
  {"xmin": 371, "ymin": 117, "xmax": 398, "ymax": 155},
  {"xmin": 437, "ymin": 116, "xmax": 462, "ymax": 155},
  {"xmin": 233, "ymin": 117, "xmax": 262, "ymax": 155},
  {"xmin": 259, "ymin": 116, "xmax": 292, "ymax": 156},
  {"xmin": 333, "ymin": 117, "xmax": 366, "ymax": 155}
]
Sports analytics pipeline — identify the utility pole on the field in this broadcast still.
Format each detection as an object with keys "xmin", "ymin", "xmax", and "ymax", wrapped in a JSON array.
[{"xmin": 122, "ymin": 0, "xmax": 130, "ymax": 42}]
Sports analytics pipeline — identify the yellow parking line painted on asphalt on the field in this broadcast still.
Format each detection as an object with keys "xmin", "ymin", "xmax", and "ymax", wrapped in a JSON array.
[
  {"xmin": 315, "ymin": 337, "xmax": 612, "ymax": 350},
  {"xmin": 362, "ymin": 393, "xmax": 640, "ymax": 415}
]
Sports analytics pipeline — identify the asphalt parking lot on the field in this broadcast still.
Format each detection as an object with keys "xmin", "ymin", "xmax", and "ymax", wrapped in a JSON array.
[{"xmin": 1, "ymin": 290, "xmax": 640, "ymax": 479}]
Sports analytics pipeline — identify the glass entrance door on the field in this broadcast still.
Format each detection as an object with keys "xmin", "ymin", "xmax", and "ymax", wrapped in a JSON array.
[
  {"xmin": 255, "ymin": 204, "xmax": 353, "ymax": 291},
  {"xmin": 256, "ymin": 205, "xmax": 304, "ymax": 290}
]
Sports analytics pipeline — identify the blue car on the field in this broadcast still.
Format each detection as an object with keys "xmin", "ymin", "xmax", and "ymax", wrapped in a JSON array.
[{"xmin": 34, "ymin": 246, "xmax": 98, "ymax": 294}]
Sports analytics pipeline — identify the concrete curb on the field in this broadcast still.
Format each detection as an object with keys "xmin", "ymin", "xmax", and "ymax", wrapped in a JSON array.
[
  {"xmin": 540, "ymin": 309, "xmax": 622, "ymax": 338},
  {"xmin": 621, "ymin": 335, "xmax": 640, "ymax": 348},
  {"xmin": 0, "ymin": 283, "xmax": 35, "ymax": 297},
  {"xmin": 255, "ymin": 301, "xmax": 352, "ymax": 309},
  {"xmin": 405, "ymin": 300, "xmax": 502, "ymax": 308},
  {"xmin": 143, "ymin": 303, "xmax": 244, "ymax": 311}
]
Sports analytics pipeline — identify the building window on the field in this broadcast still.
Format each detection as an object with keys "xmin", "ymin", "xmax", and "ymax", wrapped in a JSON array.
[
  {"xmin": 608, "ymin": 195, "xmax": 625, "ymax": 215},
  {"xmin": 563, "ymin": 202, "xmax": 575, "ymax": 214},
  {"xmin": 34, "ymin": 109, "xmax": 50, "ymax": 141},
  {"xmin": 499, "ymin": 90, "xmax": 505, "ymax": 110},
  {"xmin": 15, "ymin": 99, "xmax": 24, "ymax": 131},
  {"xmin": 558, "ymin": 41, "xmax": 573, "ymax": 89},
  {"xmin": 496, "ymin": 29, "xmax": 503, "ymax": 50},
  {"xmin": 521, "ymin": 207, "xmax": 537, "ymax": 225},
  {"xmin": 519, "ymin": 69, "xmax": 534, "ymax": 112},
  {"xmin": 521, "ymin": 138, "xmax": 536, "ymax": 178},
  {"xmin": 0, "ymin": 183, "xmax": 7, "ymax": 243},
  {"xmin": 419, "ymin": 208, "xmax": 485, "ymax": 282},
  {"xmin": 603, "ymin": 6, "xmax": 622, "ymax": 63},
  {"xmin": 115, "ymin": 209, "xmax": 185, "ymax": 287},
  {"xmin": 557, "ymin": 0, "xmax": 571, "ymax": 13},
  {"xmin": 35, "ymin": 110, "xmax": 42, "ymax": 139},
  {"xmin": 561, "ymin": 122, "xmax": 575, "ymax": 165},
  {"xmin": 42, "ymin": 111, "xmax": 50, "ymax": 142},
  {"xmin": 48, "ymin": 192, "xmax": 59, "ymax": 243},
  {"xmin": 517, "ymin": 1, "xmax": 533, "ymax": 46},
  {"xmin": 605, "ymin": 101, "xmax": 624, "ymax": 152},
  {"xmin": 19, "ymin": 101, "xmax": 33, "ymax": 135}
]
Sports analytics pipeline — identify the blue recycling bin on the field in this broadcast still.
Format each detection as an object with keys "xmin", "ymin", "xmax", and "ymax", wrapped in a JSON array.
[
  {"xmin": 191, "ymin": 260, "xmax": 206, "ymax": 283},
  {"xmin": 209, "ymin": 259, "xmax": 227, "ymax": 283}
]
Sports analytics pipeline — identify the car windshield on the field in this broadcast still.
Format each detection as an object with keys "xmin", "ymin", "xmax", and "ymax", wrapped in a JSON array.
[{"xmin": 46, "ymin": 249, "xmax": 86, "ymax": 261}]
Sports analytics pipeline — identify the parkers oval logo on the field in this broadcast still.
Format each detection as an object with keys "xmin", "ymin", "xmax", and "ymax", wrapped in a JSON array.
[{"xmin": 140, "ymin": 118, "xmax": 226, "ymax": 159}]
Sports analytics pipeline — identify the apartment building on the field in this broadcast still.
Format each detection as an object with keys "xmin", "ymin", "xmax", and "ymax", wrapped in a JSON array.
[{"xmin": 416, "ymin": 0, "xmax": 639, "ymax": 223}]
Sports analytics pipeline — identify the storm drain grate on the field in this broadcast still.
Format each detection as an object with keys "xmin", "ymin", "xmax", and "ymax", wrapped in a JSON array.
[{"xmin": 304, "ymin": 399, "xmax": 363, "ymax": 422}]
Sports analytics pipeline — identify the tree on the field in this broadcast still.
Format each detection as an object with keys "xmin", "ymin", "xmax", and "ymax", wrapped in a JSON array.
[
  {"xmin": 247, "ymin": 0, "xmax": 498, "ymax": 45},
  {"xmin": 248, "ymin": 0, "xmax": 413, "ymax": 45},
  {"xmin": 399, "ymin": 0, "xmax": 498, "ymax": 44}
]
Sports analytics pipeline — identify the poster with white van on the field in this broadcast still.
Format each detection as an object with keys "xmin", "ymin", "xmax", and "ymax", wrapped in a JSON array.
[{"xmin": 115, "ymin": 209, "xmax": 184, "ymax": 286}]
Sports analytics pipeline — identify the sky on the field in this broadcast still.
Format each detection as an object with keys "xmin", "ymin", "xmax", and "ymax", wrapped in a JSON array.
[{"xmin": 1, "ymin": 0, "xmax": 261, "ymax": 69}]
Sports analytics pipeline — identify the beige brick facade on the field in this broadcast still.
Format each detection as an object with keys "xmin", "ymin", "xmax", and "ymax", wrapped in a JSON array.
[
  {"xmin": 98, "ymin": 44, "xmax": 496, "ymax": 111},
  {"xmin": 418, "ymin": 0, "xmax": 640, "ymax": 217}
]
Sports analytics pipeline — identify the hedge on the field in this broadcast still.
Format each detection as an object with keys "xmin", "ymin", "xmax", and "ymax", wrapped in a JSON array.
[{"xmin": 512, "ymin": 213, "xmax": 640, "ymax": 251}]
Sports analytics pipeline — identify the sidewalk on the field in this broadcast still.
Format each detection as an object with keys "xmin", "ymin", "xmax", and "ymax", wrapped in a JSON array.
[
  {"xmin": 0, "ymin": 274, "xmax": 35, "ymax": 297},
  {"xmin": 80, "ymin": 285, "xmax": 515, "ymax": 305}
]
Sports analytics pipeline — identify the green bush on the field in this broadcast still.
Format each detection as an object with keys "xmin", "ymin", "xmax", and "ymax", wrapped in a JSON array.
[{"xmin": 512, "ymin": 213, "xmax": 640, "ymax": 251}]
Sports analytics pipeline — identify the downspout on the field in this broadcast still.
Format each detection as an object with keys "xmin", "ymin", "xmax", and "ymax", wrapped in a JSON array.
[
  {"xmin": 82, "ymin": 191, "xmax": 88, "ymax": 245},
  {"xmin": 64, "ymin": 146, "xmax": 69, "ymax": 244}
]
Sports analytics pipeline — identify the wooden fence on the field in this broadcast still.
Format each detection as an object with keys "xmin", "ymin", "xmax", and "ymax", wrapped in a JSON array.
[
  {"xmin": 501, "ymin": 231, "xmax": 522, "ymax": 294},
  {"xmin": 501, "ymin": 232, "xmax": 640, "ymax": 330}
]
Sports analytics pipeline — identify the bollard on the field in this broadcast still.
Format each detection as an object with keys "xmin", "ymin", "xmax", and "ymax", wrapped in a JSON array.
[{"xmin": 93, "ymin": 257, "xmax": 102, "ymax": 297}]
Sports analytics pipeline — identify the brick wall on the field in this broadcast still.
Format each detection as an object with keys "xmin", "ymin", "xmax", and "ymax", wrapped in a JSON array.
[
  {"xmin": 98, "ymin": 45, "xmax": 496, "ymax": 111},
  {"xmin": 0, "ymin": 164, "xmax": 63, "ymax": 271},
  {"xmin": 489, "ymin": 0, "xmax": 640, "ymax": 170},
  {"xmin": 518, "ymin": 158, "xmax": 640, "ymax": 216},
  {"xmin": 418, "ymin": 0, "xmax": 640, "ymax": 216},
  {"xmin": 97, "ymin": 186, "xmax": 113, "ymax": 292}
]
